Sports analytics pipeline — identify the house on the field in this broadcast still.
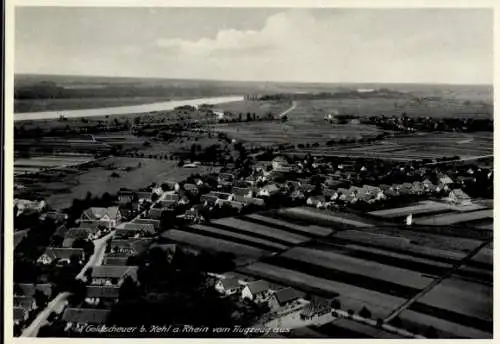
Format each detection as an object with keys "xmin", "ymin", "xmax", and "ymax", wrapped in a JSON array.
[
  {"xmin": 215, "ymin": 278, "xmax": 242, "ymax": 296},
  {"xmin": 14, "ymin": 296, "xmax": 37, "ymax": 312},
  {"xmin": 103, "ymin": 256, "xmax": 129, "ymax": 266},
  {"xmin": 14, "ymin": 199, "xmax": 46, "ymax": 216},
  {"xmin": 122, "ymin": 222, "xmax": 156, "ymax": 235},
  {"xmin": 62, "ymin": 308, "xmax": 111, "ymax": 329},
  {"xmin": 117, "ymin": 190, "xmax": 136, "ymax": 204},
  {"xmin": 89, "ymin": 265, "xmax": 139, "ymax": 286},
  {"xmin": 300, "ymin": 296, "xmax": 331, "ymax": 320},
  {"xmin": 149, "ymin": 208, "xmax": 166, "ymax": 220},
  {"xmin": 109, "ymin": 239, "xmax": 152, "ymax": 256},
  {"xmin": 232, "ymin": 195, "xmax": 266, "ymax": 207},
  {"xmin": 163, "ymin": 181, "xmax": 181, "ymax": 192},
  {"xmin": 290, "ymin": 190, "xmax": 306, "ymax": 201},
  {"xmin": 208, "ymin": 191, "xmax": 232, "ymax": 200},
  {"xmin": 132, "ymin": 218, "xmax": 160, "ymax": 230},
  {"xmin": 40, "ymin": 211, "xmax": 68, "ymax": 223},
  {"xmin": 218, "ymin": 173, "xmax": 235, "ymax": 184},
  {"xmin": 160, "ymin": 199, "xmax": 178, "ymax": 211},
  {"xmin": 136, "ymin": 191, "xmax": 153, "ymax": 202},
  {"xmin": 200, "ymin": 194, "xmax": 219, "ymax": 206},
  {"xmin": 255, "ymin": 161, "xmax": 272, "ymax": 172},
  {"xmin": 438, "ymin": 175, "xmax": 454, "ymax": 192},
  {"xmin": 268, "ymin": 288, "xmax": 305, "ymax": 311},
  {"xmin": 14, "ymin": 283, "xmax": 52, "ymax": 298},
  {"xmin": 232, "ymin": 187, "xmax": 253, "ymax": 198},
  {"xmin": 306, "ymin": 196, "xmax": 326, "ymax": 208},
  {"xmin": 258, "ymin": 184, "xmax": 280, "ymax": 197},
  {"xmin": 80, "ymin": 207, "xmax": 122, "ymax": 228},
  {"xmin": 183, "ymin": 183, "xmax": 199, "ymax": 195},
  {"xmin": 37, "ymin": 247, "xmax": 84, "ymax": 265},
  {"xmin": 448, "ymin": 189, "xmax": 472, "ymax": 205},
  {"xmin": 241, "ymin": 280, "xmax": 272, "ymax": 303},
  {"xmin": 272, "ymin": 156, "xmax": 290, "ymax": 170},
  {"xmin": 14, "ymin": 307, "xmax": 28, "ymax": 325},
  {"xmin": 84, "ymin": 286, "xmax": 120, "ymax": 306},
  {"xmin": 217, "ymin": 200, "xmax": 245, "ymax": 212}
]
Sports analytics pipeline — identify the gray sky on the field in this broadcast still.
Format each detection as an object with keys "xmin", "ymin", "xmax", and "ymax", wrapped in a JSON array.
[{"xmin": 15, "ymin": 7, "xmax": 493, "ymax": 84}]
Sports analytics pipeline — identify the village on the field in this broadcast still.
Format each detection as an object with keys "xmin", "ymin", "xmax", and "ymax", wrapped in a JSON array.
[{"xmin": 13, "ymin": 147, "xmax": 493, "ymax": 337}]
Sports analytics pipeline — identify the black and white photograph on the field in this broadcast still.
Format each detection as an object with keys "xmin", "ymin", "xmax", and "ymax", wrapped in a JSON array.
[{"xmin": 8, "ymin": 3, "xmax": 494, "ymax": 339}]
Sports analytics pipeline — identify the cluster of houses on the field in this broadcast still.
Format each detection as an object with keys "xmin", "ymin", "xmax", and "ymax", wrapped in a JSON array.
[
  {"xmin": 214, "ymin": 275, "xmax": 331, "ymax": 319},
  {"xmin": 14, "ymin": 283, "xmax": 53, "ymax": 327},
  {"xmin": 56, "ymin": 199, "xmax": 176, "ymax": 332}
]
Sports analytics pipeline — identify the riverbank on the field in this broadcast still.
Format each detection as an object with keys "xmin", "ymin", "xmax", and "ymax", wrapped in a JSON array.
[{"xmin": 15, "ymin": 95, "xmax": 244, "ymax": 121}]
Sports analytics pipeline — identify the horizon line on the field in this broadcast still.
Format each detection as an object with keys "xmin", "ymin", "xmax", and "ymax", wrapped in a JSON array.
[{"xmin": 14, "ymin": 72, "xmax": 493, "ymax": 87}]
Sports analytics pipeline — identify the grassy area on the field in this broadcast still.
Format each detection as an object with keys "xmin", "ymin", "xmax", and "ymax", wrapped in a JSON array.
[{"xmin": 32, "ymin": 157, "xmax": 211, "ymax": 209}]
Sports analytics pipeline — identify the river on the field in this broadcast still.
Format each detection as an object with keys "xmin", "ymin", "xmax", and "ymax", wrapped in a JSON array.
[{"xmin": 14, "ymin": 95, "xmax": 244, "ymax": 121}]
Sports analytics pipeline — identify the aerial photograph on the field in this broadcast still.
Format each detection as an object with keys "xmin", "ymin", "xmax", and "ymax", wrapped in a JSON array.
[{"xmin": 12, "ymin": 6, "xmax": 493, "ymax": 339}]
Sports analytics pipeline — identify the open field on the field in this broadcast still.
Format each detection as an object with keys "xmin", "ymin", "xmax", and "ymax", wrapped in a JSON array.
[
  {"xmin": 310, "ymin": 319, "xmax": 404, "ymax": 339},
  {"xmin": 243, "ymin": 213, "xmax": 333, "ymax": 237},
  {"xmin": 161, "ymin": 229, "xmax": 268, "ymax": 258},
  {"xmin": 396, "ymin": 309, "xmax": 492, "ymax": 339},
  {"xmin": 213, "ymin": 120, "xmax": 381, "ymax": 146},
  {"xmin": 15, "ymin": 157, "xmax": 211, "ymax": 209},
  {"xmin": 289, "ymin": 131, "xmax": 493, "ymax": 161},
  {"xmin": 213, "ymin": 100, "xmax": 292, "ymax": 118},
  {"xmin": 368, "ymin": 201, "xmax": 485, "ymax": 219},
  {"xmin": 188, "ymin": 224, "xmax": 288, "ymax": 251},
  {"xmin": 211, "ymin": 218, "xmax": 311, "ymax": 245},
  {"xmin": 414, "ymin": 209, "xmax": 493, "ymax": 226},
  {"xmin": 416, "ymin": 277, "xmax": 492, "ymax": 324},
  {"xmin": 15, "ymin": 154, "xmax": 95, "ymax": 175},
  {"xmin": 279, "ymin": 246, "xmax": 434, "ymax": 290},
  {"xmin": 276, "ymin": 207, "xmax": 375, "ymax": 228}
]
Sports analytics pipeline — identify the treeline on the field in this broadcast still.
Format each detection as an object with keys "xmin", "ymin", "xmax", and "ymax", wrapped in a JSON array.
[
  {"xmin": 259, "ymin": 89, "xmax": 408, "ymax": 101},
  {"xmin": 14, "ymin": 81, "xmax": 239, "ymax": 100},
  {"xmin": 363, "ymin": 114, "xmax": 493, "ymax": 132}
]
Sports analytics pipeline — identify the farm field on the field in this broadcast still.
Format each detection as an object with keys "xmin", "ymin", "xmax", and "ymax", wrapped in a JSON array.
[
  {"xmin": 161, "ymin": 229, "xmax": 269, "ymax": 258},
  {"xmin": 289, "ymin": 131, "xmax": 493, "ymax": 161},
  {"xmin": 278, "ymin": 246, "xmax": 434, "ymax": 290},
  {"xmin": 238, "ymin": 262, "xmax": 406, "ymax": 319},
  {"xmin": 396, "ymin": 309, "xmax": 492, "ymax": 339},
  {"xmin": 368, "ymin": 200, "xmax": 485, "ymax": 219},
  {"xmin": 276, "ymin": 207, "xmax": 375, "ymax": 228},
  {"xmin": 211, "ymin": 218, "xmax": 311, "ymax": 245},
  {"xmin": 214, "ymin": 100, "xmax": 292, "ymax": 118},
  {"xmin": 243, "ymin": 213, "xmax": 333, "ymax": 237},
  {"xmin": 188, "ymin": 224, "xmax": 288, "ymax": 251},
  {"xmin": 414, "ymin": 209, "xmax": 493, "ymax": 226},
  {"xmin": 310, "ymin": 319, "xmax": 404, "ymax": 339},
  {"xmin": 415, "ymin": 277, "xmax": 492, "ymax": 324},
  {"xmin": 14, "ymin": 154, "xmax": 95, "ymax": 175},
  {"xmin": 15, "ymin": 157, "xmax": 211, "ymax": 209}
]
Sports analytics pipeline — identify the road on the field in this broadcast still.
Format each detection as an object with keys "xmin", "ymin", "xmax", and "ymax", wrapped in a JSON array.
[
  {"xmin": 278, "ymin": 101, "xmax": 297, "ymax": 118},
  {"xmin": 21, "ymin": 231, "xmax": 116, "ymax": 337},
  {"xmin": 76, "ymin": 230, "xmax": 116, "ymax": 281},
  {"xmin": 21, "ymin": 292, "xmax": 71, "ymax": 337},
  {"xmin": 23, "ymin": 189, "xmax": 190, "ymax": 337}
]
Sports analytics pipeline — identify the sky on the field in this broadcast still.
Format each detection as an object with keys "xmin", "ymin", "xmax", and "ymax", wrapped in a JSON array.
[{"xmin": 15, "ymin": 7, "xmax": 493, "ymax": 84}]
